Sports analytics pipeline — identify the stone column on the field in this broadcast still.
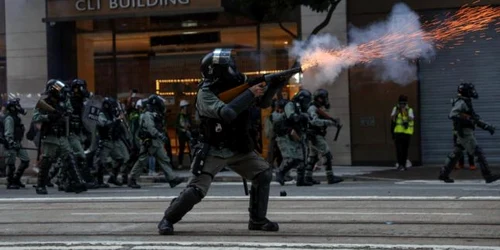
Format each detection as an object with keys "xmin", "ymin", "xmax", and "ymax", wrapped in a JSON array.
[
  {"xmin": 300, "ymin": 1, "xmax": 352, "ymax": 165},
  {"xmin": 5, "ymin": 0, "xmax": 47, "ymax": 108},
  {"xmin": 5, "ymin": 0, "xmax": 47, "ymax": 163}
]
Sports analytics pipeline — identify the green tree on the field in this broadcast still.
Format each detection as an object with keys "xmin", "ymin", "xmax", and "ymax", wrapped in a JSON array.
[{"xmin": 225, "ymin": 0, "xmax": 342, "ymax": 40}]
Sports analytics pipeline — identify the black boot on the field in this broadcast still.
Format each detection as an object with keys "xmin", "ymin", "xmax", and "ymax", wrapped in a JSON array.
[
  {"xmin": 275, "ymin": 159, "xmax": 295, "ymax": 186},
  {"xmin": 474, "ymin": 146, "xmax": 500, "ymax": 184},
  {"xmin": 439, "ymin": 148, "xmax": 461, "ymax": 183},
  {"xmin": 6, "ymin": 165, "xmax": 20, "ymax": 189},
  {"xmin": 35, "ymin": 158, "xmax": 51, "ymax": 195},
  {"xmin": 169, "ymin": 177, "xmax": 186, "ymax": 188},
  {"xmin": 13, "ymin": 161, "xmax": 30, "ymax": 188},
  {"xmin": 248, "ymin": 168, "xmax": 279, "ymax": 231},
  {"xmin": 96, "ymin": 167, "xmax": 109, "ymax": 188},
  {"xmin": 306, "ymin": 177, "xmax": 320, "ymax": 185},
  {"xmin": 485, "ymin": 174, "xmax": 500, "ymax": 183},
  {"xmin": 107, "ymin": 174, "xmax": 123, "ymax": 186},
  {"xmin": 158, "ymin": 217, "xmax": 174, "ymax": 235},
  {"xmin": 327, "ymin": 174, "xmax": 344, "ymax": 184},
  {"xmin": 121, "ymin": 174, "xmax": 128, "ymax": 186},
  {"xmin": 296, "ymin": 167, "xmax": 313, "ymax": 186},
  {"xmin": 128, "ymin": 178, "xmax": 141, "ymax": 189}
]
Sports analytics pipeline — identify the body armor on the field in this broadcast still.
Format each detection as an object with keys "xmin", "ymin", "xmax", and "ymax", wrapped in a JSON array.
[
  {"xmin": 200, "ymin": 110, "xmax": 253, "ymax": 153},
  {"xmin": 41, "ymin": 98, "xmax": 67, "ymax": 137},
  {"xmin": 7, "ymin": 114, "xmax": 25, "ymax": 142},
  {"xmin": 97, "ymin": 112, "xmax": 114, "ymax": 141},
  {"xmin": 70, "ymin": 98, "xmax": 84, "ymax": 134}
]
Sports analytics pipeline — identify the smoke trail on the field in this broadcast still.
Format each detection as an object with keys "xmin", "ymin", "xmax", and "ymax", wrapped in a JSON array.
[{"xmin": 291, "ymin": 3, "xmax": 436, "ymax": 88}]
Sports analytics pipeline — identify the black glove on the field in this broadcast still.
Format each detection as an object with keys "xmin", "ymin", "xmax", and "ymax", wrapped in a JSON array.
[
  {"xmin": 8, "ymin": 140, "xmax": 20, "ymax": 150},
  {"xmin": 486, "ymin": 125, "xmax": 496, "ymax": 135},
  {"xmin": 159, "ymin": 134, "xmax": 169, "ymax": 144}
]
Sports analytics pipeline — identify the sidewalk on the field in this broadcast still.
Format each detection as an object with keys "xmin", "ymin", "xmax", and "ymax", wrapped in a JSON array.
[{"xmin": 1, "ymin": 165, "xmax": 498, "ymax": 185}]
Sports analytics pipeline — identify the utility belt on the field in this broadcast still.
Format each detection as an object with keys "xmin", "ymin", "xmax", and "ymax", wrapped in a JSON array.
[
  {"xmin": 190, "ymin": 140, "xmax": 211, "ymax": 178},
  {"xmin": 43, "ymin": 125, "xmax": 67, "ymax": 138}
]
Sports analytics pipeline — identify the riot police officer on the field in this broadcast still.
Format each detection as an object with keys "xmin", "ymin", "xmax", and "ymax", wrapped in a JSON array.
[
  {"xmin": 67, "ymin": 79, "xmax": 96, "ymax": 189},
  {"xmin": 33, "ymin": 79, "xmax": 79, "ymax": 195},
  {"xmin": 274, "ymin": 89, "xmax": 313, "ymax": 186},
  {"xmin": 157, "ymin": 48, "xmax": 279, "ymax": 235},
  {"xmin": 306, "ymin": 89, "xmax": 344, "ymax": 184},
  {"xmin": 439, "ymin": 83, "xmax": 500, "ymax": 183},
  {"xmin": 128, "ymin": 94, "xmax": 185, "ymax": 189},
  {"xmin": 3, "ymin": 98, "xmax": 29, "ymax": 189},
  {"xmin": 95, "ymin": 97, "xmax": 130, "ymax": 187}
]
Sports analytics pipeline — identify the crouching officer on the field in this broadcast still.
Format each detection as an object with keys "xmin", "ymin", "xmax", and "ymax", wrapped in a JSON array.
[
  {"xmin": 157, "ymin": 48, "xmax": 279, "ymax": 235},
  {"xmin": 306, "ymin": 89, "xmax": 343, "ymax": 185},
  {"xmin": 274, "ymin": 89, "xmax": 313, "ymax": 186},
  {"xmin": 95, "ymin": 97, "xmax": 130, "ymax": 187},
  {"xmin": 439, "ymin": 83, "xmax": 500, "ymax": 183},
  {"xmin": 2, "ymin": 98, "xmax": 29, "ymax": 189},
  {"xmin": 128, "ymin": 94, "xmax": 185, "ymax": 189},
  {"xmin": 33, "ymin": 79, "xmax": 80, "ymax": 195}
]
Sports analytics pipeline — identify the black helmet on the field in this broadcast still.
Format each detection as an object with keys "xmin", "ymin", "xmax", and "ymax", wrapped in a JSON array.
[
  {"xmin": 276, "ymin": 99, "xmax": 288, "ymax": 110},
  {"xmin": 292, "ymin": 89, "xmax": 312, "ymax": 112},
  {"xmin": 102, "ymin": 97, "xmax": 119, "ymax": 117},
  {"xmin": 70, "ymin": 78, "xmax": 90, "ymax": 98},
  {"xmin": 313, "ymin": 89, "xmax": 330, "ymax": 109},
  {"xmin": 147, "ymin": 94, "xmax": 166, "ymax": 114},
  {"xmin": 200, "ymin": 48, "xmax": 247, "ymax": 90},
  {"xmin": 457, "ymin": 82, "xmax": 478, "ymax": 99},
  {"xmin": 44, "ymin": 79, "xmax": 66, "ymax": 99},
  {"xmin": 5, "ymin": 98, "xmax": 26, "ymax": 116}
]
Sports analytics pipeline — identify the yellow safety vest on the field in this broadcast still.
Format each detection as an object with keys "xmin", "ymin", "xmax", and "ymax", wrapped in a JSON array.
[{"xmin": 393, "ymin": 106, "xmax": 414, "ymax": 135}]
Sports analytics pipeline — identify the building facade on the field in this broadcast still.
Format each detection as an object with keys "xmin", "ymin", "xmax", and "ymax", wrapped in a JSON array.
[{"xmin": 1, "ymin": 0, "xmax": 498, "ymax": 165}]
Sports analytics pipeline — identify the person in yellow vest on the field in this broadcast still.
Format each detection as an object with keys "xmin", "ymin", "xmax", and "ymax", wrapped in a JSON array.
[{"xmin": 391, "ymin": 95, "xmax": 414, "ymax": 171}]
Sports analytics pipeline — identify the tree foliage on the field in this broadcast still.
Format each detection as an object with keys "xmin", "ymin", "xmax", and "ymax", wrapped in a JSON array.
[{"xmin": 225, "ymin": 0, "xmax": 342, "ymax": 39}]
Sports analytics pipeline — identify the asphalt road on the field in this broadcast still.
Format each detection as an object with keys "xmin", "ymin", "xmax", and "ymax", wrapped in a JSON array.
[{"xmin": 0, "ymin": 180, "xmax": 499, "ymax": 250}]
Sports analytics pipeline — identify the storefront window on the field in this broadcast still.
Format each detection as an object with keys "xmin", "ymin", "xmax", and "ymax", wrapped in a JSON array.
[{"xmin": 73, "ymin": 10, "xmax": 298, "ymax": 159}]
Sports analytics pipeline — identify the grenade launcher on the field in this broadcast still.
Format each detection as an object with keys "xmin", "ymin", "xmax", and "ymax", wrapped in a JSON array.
[{"xmin": 218, "ymin": 67, "xmax": 302, "ymax": 103}]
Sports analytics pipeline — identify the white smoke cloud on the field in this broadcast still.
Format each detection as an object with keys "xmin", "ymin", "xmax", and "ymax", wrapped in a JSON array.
[{"xmin": 290, "ymin": 2, "xmax": 436, "ymax": 88}]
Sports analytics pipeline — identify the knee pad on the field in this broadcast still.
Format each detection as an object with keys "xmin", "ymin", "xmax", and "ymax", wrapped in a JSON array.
[{"xmin": 253, "ymin": 168, "xmax": 273, "ymax": 184}]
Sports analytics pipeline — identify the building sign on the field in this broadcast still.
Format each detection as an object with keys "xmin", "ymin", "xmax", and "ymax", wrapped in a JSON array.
[{"xmin": 46, "ymin": 0, "xmax": 222, "ymax": 21}]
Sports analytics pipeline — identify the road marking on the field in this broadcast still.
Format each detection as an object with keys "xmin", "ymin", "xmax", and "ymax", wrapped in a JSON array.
[
  {"xmin": 71, "ymin": 211, "xmax": 472, "ymax": 216},
  {"xmin": 396, "ymin": 180, "xmax": 500, "ymax": 185},
  {"xmin": 1, "ymin": 195, "xmax": 500, "ymax": 203},
  {"xmin": 0, "ymin": 241, "xmax": 498, "ymax": 250}
]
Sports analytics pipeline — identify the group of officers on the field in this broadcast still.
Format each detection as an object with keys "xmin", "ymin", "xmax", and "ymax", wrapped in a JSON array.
[
  {"xmin": 2, "ymin": 48, "xmax": 500, "ymax": 235},
  {"xmin": 3, "ymin": 79, "xmax": 186, "ymax": 194}
]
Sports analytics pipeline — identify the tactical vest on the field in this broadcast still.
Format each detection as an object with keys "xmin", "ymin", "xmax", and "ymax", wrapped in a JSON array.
[
  {"xmin": 41, "ymin": 98, "xmax": 67, "ymax": 137},
  {"xmin": 97, "ymin": 112, "xmax": 113, "ymax": 140},
  {"xmin": 6, "ymin": 114, "xmax": 24, "ymax": 142},
  {"xmin": 70, "ymin": 98, "xmax": 84, "ymax": 134},
  {"xmin": 199, "ymin": 110, "xmax": 253, "ymax": 153},
  {"xmin": 138, "ymin": 112, "xmax": 164, "ymax": 139},
  {"xmin": 453, "ymin": 98, "xmax": 475, "ymax": 130},
  {"xmin": 393, "ymin": 105, "xmax": 414, "ymax": 135},
  {"xmin": 308, "ymin": 105, "xmax": 328, "ymax": 137}
]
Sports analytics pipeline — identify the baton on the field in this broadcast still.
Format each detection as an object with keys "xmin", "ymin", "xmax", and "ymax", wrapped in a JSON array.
[
  {"xmin": 243, "ymin": 178, "xmax": 249, "ymax": 196},
  {"xmin": 334, "ymin": 124, "xmax": 342, "ymax": 141}
]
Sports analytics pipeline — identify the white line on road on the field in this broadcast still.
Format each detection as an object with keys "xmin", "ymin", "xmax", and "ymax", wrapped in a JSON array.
[
  {"xmin": 1, "ymin": 195, "xmax": 500, "ymax": 203},
  {"xmin": 71, "ymin": 211, "xmax": 472, "ymax": 216},
  {"xmin": 0, "ymin": 241, "xmax": 498, "ymax": 250}
]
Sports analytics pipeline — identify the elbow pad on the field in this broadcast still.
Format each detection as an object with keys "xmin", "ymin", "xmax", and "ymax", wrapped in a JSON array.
[{"xmin": 219, "ymin": 89, "xmax": 255, "ymax": 122}]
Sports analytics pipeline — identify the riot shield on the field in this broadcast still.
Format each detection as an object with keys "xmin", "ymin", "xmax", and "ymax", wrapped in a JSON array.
[{"xmin": 82, "ymin": 95, "xmax": 104, "ymax": 153}]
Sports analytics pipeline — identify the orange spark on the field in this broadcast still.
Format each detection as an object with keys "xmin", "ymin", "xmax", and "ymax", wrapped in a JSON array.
[{"xmin": 301, "ymin": 5, "xmax": 500, "ymax": 72}]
